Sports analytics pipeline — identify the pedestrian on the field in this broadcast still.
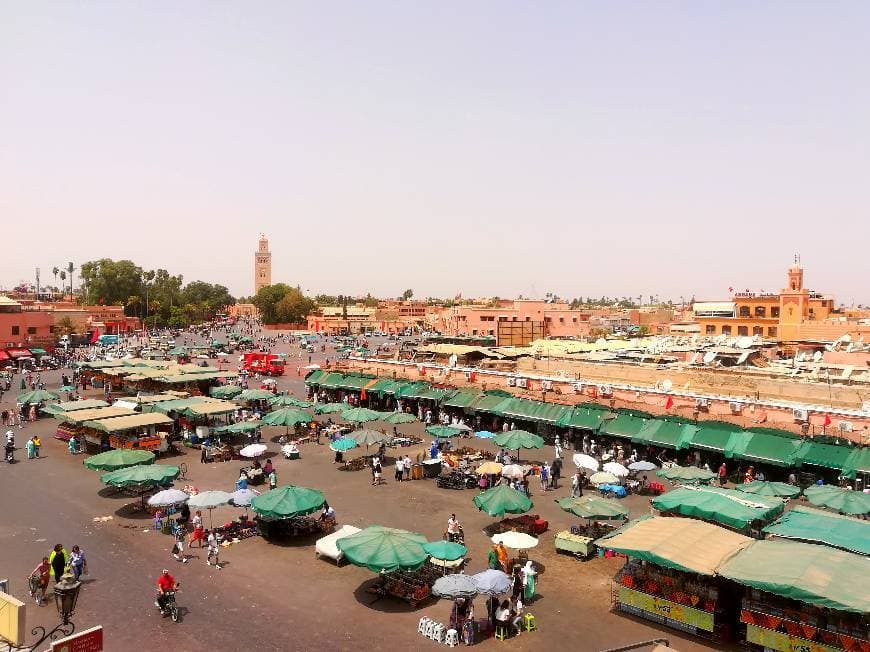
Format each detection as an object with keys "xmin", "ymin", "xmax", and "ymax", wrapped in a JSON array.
[
  {"xmin": 522, "ymin": 560, "xmax": 537, "ymax": 601},
  {"xmin": 268, "ymin": 468, "xmax": 277, "ymax": 490},
  {"xmin": 190, "ymin": 511, "xmax": 205, "ymax": 548},
  {"xmin": 540, "ymin": 463, "xmax": 550, "ymax": 492},
  {"xmin": 49, "ymin": 544, "xmax": 68, "ymax": 583},
  {"xmin": 487, "ymin": 544, "xmax": 501, "ymax": 570},
  {"xmin": 446, "ymin": 513, "xmax": 461, "ymax": 542},
  {"xmin": 172, "ymin": 522, "xmax": 188, "ymax": 563},
  {"xmin": 205, "ymin": 530, "xmax": 222, "ymax": 569},
  {"xmin": 394, "ymin": 456, "xmax": 404, "ymax": 482},
  {"xmin": 718, "ymin": 462, "xmax": 727, "ymax": 486},
  {"xmin": 30, "ymin": 557, "xmax": 51, "ymax": 606},
  {"xmin": 554, "ymin": 435, "xmax": 562, "ymax": 459},
  {"xmin": 495, "ymin": 542, "xmax": 509, "ymax": 573},
  {"xmin": 33, "ymin": 435, "xmax": 41, "ymax": 458},
  {"xmin": 551, "ymin": 457, "xmax": 561, "ymax": 489},
  {"xmin": 571, "ymin": 472, "xmax": 580, "ymax": 498},
  {"xmin": 69, "ymin": 545, "xmax": 87, "ymax": 581},
  {"xmin": 26, "ymin": 436, "xmax": 36, "ymax": 459},
  {"xmin": 28, "ymin": 404, "xmax": 37, "ymax": 422},
  {"xmin": 403, "ymin": 454, "xmax": 412, "ymax": 481}
]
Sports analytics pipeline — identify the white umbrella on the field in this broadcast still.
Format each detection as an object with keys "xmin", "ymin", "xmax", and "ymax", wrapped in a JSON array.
[
  {"xmin": 491, "ymin": 531, "xmax": 538, "ymax": 550},
  {"xmin": 628, "ymin": 460, "xmax": 658, "ymax": 472},
  {"xmin": 216, "ymin": 352, "xmax": 229, "ymax": 357},
  {"xmin": 453, "ymin": 423, "xmax": 473, "ymax": 432},
  {"xmin": 589, "ymin": 471, "xmax": 619, "ymax": 485},
  {"xmin": 603, "ymin": 462, "xmax": 629, "ymax": 478},
  {"xmin": 302, "ymin": 364, "xmax": 321, "ymax": 370},
  {"xmin": 472, "ymin": 569, "xmax": 512, "ymax": 595},
  {"xmin": 147, "ymin": 489, "xmax": 189, "ymax": 508},
  {"xmin": 229, "ymin": 488, "xmax": 259, "ymax": 507},
  {"xmin": 501, "ymin": 464, "xmax": 526, "ymax": 480},
  {"xmin": 573, "ymin": 454, "xmax": 599, "ymax": 471},
  {"xmin": 239, "ymin": 443, "xmax": 267, "ymax": 458},
  {"xmin": 188, "ymin": 490, "xmax": 232, "ymax": 528}
]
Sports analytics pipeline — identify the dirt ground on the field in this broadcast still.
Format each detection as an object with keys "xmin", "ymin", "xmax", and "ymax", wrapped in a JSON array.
[{"xmin": 0, "ymin": 331, "xmax": 728, "ymax": 651}]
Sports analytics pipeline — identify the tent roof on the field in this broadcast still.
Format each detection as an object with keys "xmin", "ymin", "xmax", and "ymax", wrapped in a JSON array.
[
  {"xmin": 652, "ymin": 485, "xmax": 785, "ymax": 531},
  {"xmin": 83, "ymin": 412, "xmax": 173, "ymax": 433},
  {"xmin": 53, "ymin": 399, "xmax": 110, "ymax": 412},
  {"xmin": 762, "ymin": 505, "xmax": 870, "ymax": 556},
  {"xmin": 595, "ymin": 516, "xmax": 752, "ymax": 575},
  {"xmin": 56, "ymin": 406, "xmax": 137, "ymax": 424},
  {"xmin": 719, "ymin": 539, "xmax": 870, "ymax": 613}
]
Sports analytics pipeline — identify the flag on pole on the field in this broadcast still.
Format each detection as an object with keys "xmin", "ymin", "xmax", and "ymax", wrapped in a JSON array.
[
  {"xmin": 665, "ymin": 395, "xmax": 674, "ymax": 410},
  {"xmin": 823, "ymin": 414, "xmax": 831, "ymax": 427}
]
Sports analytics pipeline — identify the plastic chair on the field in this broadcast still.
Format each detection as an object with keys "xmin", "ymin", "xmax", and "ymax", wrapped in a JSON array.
[
  {"xmin": 523, "ymin": 613, "xmax": 537, "ymax": 632},
  {"xmin": 430, "ymin": 623, "xmax": 445, "ymax": 643},
  {"xmin": 418, "ymin": 617, "xmax": 430, "ymax": 635},
  {"xmin": 494, "ymin": 623, "xmax": 508, "ymax": 641},
  {"xmin": 444, "ymin": 629, "xmax": 459, "ymax": 647},
  {"xmin": 424, "ymin": 620, "xmax": 436, "ymax": 639}
]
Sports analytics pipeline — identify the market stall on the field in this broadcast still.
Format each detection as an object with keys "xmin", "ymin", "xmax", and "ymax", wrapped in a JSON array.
[
  {"xmin": 651, "ymin": 485, "xmax": 785, "ymax": 535},
  {"xmin": 53, "ymin": 406, "xmax": 137, "ymax": 447},
  {"xmin": 251, "ymin": 485, "xmax": 330, "ymax": 540},
  {"xmin": 83, "ymin": 413, "xmax": 174, "ymax": 453}
]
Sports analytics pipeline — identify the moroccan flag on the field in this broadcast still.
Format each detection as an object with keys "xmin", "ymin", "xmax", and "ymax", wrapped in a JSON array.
[
  {"xmin": 360, "ymin": 388, "xmax": 367, "ymax": 401},
  {"xmin": 469, "ymin": 372, "xmax": 476, "ymax": 382},
  {"xmin": 665, "ymin": 395, "xmax": 674, "ymax": 410},
  {"xmin": 823, "ymin": 414, "xmax": 831, "ymax": 427}
]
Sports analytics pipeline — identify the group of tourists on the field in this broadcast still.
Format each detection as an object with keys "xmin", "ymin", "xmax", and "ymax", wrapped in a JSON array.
[{"xmin": 29, "ymin": 543, "xmax": 87, "ymax": 606}]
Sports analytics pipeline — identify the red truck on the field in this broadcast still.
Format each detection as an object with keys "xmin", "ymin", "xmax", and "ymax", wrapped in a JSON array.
[{"xmin": 241, "ymin": 352, "xmax": 286, "ymax": 376}]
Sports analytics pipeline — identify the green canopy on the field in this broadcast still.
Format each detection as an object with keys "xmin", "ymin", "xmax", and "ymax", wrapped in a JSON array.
[
  {"xmin": 598, "ymin": 412, "xmax": 651, "ymax": 439},
  {"xmin": 842, "ymin": 447, "xmax": 870, "ymax": 479},
  {"xmin": 652, "ymin": 486, "xmax": 785, "ymax": 531},
  {"xmin": 762, "ymin": 505, "xmax": 870, "ymax": 555},
  {"xmin": 311, "ymin": 403, "xmax": 342, "ymax": 415},
  {"xmin": 381, "ymin": 411, "xmax": 417, "ymax": 425},
  {"xmin": 426, "ymin": 425, "xmax": 463, "ymax": 438},
  {"xmin": 237, "ymin": 389, "xmax": 274, "ymax": 401},
  {"xmin": 213, "ymin": 420, "xmax": 262, "ymax": 434},
  {"xmin": 341, "ymin": 407, "xmax": 382, "ymax": 423},
  {"xmin": 472, "ymin": 484, "xmax": 533, "ymax": 518},
  {"xmin": 261, "ymin": 408, "xmax": 311, "ymax": 427},
  {"xmin": 725, "ymin": 428, "xmax": 802, "ymax": 467},
  {"xmin": 631, "ymin": 419, "xmax": 698, "ymax": 450},
  {"xmin": 556, "ymin": 496, "xmax": 629, "ymax": 520},
  {"xmin": 656, "ymin": 465, "xmax": 716, "ymax": 484},
  {"xmin": 347, "ymin": 429, "xmax": 391, "ymax": 448},
  {"xmin": 498, "ymin": 398, "xmax": 573, "ymax": 424},
  {"xmin": 58, "ymin": 385, "xmax": 76, "ymax": 393},
  {"xmin": 83, "ymin": 449, "xmax": 155, "ymax": 471},
  {"xmin": 804, "ymin": 485, "xmax": 870, "ymax": 516},
  {"xmin": 100, "ymin": 464, "xmax": 180, "ymax": 488},
  {"xmin": 167, "ymin": 346, "xmax": 188, "ymax": 356},
  {"xmin": 735, "ymin": 481, "xmax": 801, "ymax": 498},
  {"xmin": 17, "ymin": 389, "xmax": 61, "ymax": 405},
  {"xmin": 329, "ymin": 437, "xmax": 358, "ymax": 452},
  {"xmin": 555, "ymin": 405, "xmax": 615, "ymax": 430},
  {"xmin": 336, "ymin": 526, "xmax": 428, "ymax": 572},
  {"xmin": 687, "ymin": 421, "xmax": 743, "ymax": 453},
  {"xmin": 209, "ymin": 385, "xmax": 243, "ymax": 399},
  {"xmin": 304, "ymin": 369, "xmax": 326, "ymax": 385},
  {"xmin": 492, "ymin": 429, "xmax": 544, "ymax": 452},
  {"xmin": 239, "ymin": 336, "xmax": 252, "ymax": 343},
  {"xmin": 269, "ymin": 395, "xmax": 313, "ymax": 408},
  {"xmin": 718, "ymin": 540, "xmax": 870, "ymax": 613},
  {"xmin": 250, "ymin": 485, "xmax": 325, "ymax": 519},
  {"xmin": 441, "ymin": 390, "xmax": 482, "ymax": 410},
  {"xmin": 794, "ymin": 439, "xmax": 855, "ymax": 471},
  {"xmin": 422, "ymin": 540, "xmax": 467, "ymax": 561}
]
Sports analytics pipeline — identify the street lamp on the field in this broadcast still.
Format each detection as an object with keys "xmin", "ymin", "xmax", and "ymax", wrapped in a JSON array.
[{"xmin": 9, "ymin": 574, "xmax": 81, "ymax": 650}]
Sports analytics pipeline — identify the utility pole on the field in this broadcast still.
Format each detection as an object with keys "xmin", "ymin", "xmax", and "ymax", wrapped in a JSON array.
[{"xmin": 35, "ymin": 267, "xmax": 40, "ymax": 300}]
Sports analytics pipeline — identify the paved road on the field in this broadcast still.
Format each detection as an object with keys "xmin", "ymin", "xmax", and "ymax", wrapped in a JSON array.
[{"xmin": 0, "ymin": 330, "xmax": 726, "ymax": 651}]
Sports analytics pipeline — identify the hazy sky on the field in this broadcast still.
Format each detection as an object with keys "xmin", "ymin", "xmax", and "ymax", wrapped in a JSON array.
[{"xmin": 2, "ymin": 2, "xmax": 868, "ymax": 303}]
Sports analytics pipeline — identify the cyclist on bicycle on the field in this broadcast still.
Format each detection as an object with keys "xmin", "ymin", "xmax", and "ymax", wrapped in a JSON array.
[
  {"xmin": 155, "ymin": 569, "xmax": 179, "ymax": 613},
  {"xmin": 30, "ymin": 557, "xmax": 50, "ymax": 605}
]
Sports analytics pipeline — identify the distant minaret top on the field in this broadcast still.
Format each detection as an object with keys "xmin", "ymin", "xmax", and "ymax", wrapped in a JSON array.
[{"xmin": 258, "ymin": 234, "xmax": 269, "ymax": 253}]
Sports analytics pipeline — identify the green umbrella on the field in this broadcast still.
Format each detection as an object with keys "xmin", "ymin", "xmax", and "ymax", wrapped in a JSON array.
[
  {"xmin": 473, "ymin": 484, "xmax": 533, "ymax": 518},
  {"xmin": 59, "ymin": 385, "xmax": 76, "ymax": 393},
  {"xmin": 347, "ymin": 429, "xmax": 391, "ymax": 448},
  {"xmin": 556, "ymin": 496, "xmax": 629, "ymax": 520},
  {"xmin": 329, "ymin": 437, "xmax": 358, "ymax": 452},
  {"xmin": 492, "ymin": 429, "xmax": 544, "ymax": 461},
  {"xmin": 341, "ymin": 407, "xmax": 382, "ymax": 424},
  {"xmin": 336, "ymin": 526, "xmax": 428, "ymax": 572},
  {"xmin": 238, "ymin": 389, "xmax": 274, "ymax": 401},
  {"xmin": 167, "ymin": 346, "xmax": 187, "ymax": 356},
  {"xmin": 84, "ymin": 449, "xmax": 155, "ymax": 471},
  {"xmin": 17, "ymin": 389, "xmax": 61, "ymax": 405},
  {"xmin": 426, "ymin": 425, "xmax": 463, "ymax": 438},
  {"xmin": 736, "ymin": 481, "xmax": 801, "ymax": 499},
  {"xmin": 382, "ymin": 411, "xmax": 418, "ymax": 425},
  {"xmin": 210, "ymin": 385, "xmax": 243, "ymax": 399},
  {"xmin": 250, "ymin": 485, "xmax": 326, "ymax": 519},
  {"xmin": 315, "ymin": 402, "xmax": 348, "ymax": 414},
  {"xmin": 213, "ymin": 420, "xmax": 262, "ymax": 434},
  {"xmin": 262, "ymin": 408, "xmax": 311, "ymax": 427},
  {"xmin": 804, "ymin": 485, "xmax": 870, "ymax": 516},
  {"xmin": 656, "ymin": 465, "xmax": 716, "ymax": 484},
  {"xmin": 239, "ymin": 336, "xmax": 253, "ymax": 343},
  {"xmin": 100, "ymin": 464, "xmax": 180, "ymax": 488},
  {"xmin": 422, "ymin": 540, "xmax": 467, "ymax": 561},
  {"xmin": 269, "ymin": 395, "xmax": 313, "ymax": 408}
]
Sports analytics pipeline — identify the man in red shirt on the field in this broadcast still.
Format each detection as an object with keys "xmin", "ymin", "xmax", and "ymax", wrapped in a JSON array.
[
  {"xmin": 30, "ymin": 556, "xmax": 50, "ymax": 605},
  {"xmin": 155, "ymin": 569, "xmax": 179, "ymax": 613}
]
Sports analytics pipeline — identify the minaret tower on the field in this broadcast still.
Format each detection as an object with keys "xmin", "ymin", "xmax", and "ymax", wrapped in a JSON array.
[{"xmin": 254, "ymin": 234, "xmax": 272, "ymax": 293}]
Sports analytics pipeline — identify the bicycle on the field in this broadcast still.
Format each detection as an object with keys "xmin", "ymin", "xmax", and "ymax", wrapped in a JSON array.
[{"xmin": 28, "ymin": 574, "xmax": 43, "ymax": 605}]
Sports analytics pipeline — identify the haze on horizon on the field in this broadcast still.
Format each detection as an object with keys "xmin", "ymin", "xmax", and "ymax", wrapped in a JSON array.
[{"xmin": 2, "ymin": 3, "xmax": 868, "ymax": 304}]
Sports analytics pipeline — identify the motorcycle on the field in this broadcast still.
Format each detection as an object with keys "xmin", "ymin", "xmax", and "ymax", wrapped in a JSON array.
[{"xmin": 156, "ymin": 589, "xmax": 180, "ymax": 622}]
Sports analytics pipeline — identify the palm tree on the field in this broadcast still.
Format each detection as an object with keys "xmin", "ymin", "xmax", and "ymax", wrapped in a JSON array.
[
  {"xmin": 52, "ymin": 267, "xmax": 59, "ymax": 291},
  {"xmin": 59, "ymin": 270, "xmax": 67, "ymax": 296},
  {"xmin": 66, "ymin": 262, "xmax": 76, "ymax": 297}
]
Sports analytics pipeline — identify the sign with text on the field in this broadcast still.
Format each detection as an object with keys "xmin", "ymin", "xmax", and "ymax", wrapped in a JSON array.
[
  {"xmin": 618, "ymin": 586, "xmax": 715, "ymax": 633},
  {"xmin": 52, "ymin": 626, "xmax": 103, "ymax": 652},
  {"xmin": 745, "ymin": 624, "xmax": 841, "ymax": 652}
]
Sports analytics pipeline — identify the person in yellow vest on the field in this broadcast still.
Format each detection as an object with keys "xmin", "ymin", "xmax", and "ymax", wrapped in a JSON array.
[{"xmin": 49, "ymin": 543, "xmax": 69, "ymax": 582}]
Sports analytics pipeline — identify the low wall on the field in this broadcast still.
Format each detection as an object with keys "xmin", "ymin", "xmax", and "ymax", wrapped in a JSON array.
[{"xmin": 262, "ymin": 323, "xmax": 308, "ymax": 331}]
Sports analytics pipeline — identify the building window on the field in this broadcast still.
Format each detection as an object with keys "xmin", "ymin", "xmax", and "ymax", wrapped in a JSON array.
[
  {"xmin": 559, "ymin": 317, "xmax": 564, "ymax": 324},
  {"xmin": 752, "ymin": 326, "xmax": 763, "ymax": 336},
  {"xmin": 488, "ymin": 330, "xmax": 495, "ymax": 336},
  {"xmin": 768, "ymin": 327, "xmax": 777, "ymax": 337},
  {"xmin": 705, "ymin": 325, "xmax": 716, "ymax": 335},
  {"xmin": 12, "ymin": 326, "xmax": 19, "ymax": 335},
  {"xmin": 27, "ymin": 327, "xmax": 36, "ymax": 334},
  {"xmin": 771, "ymin": 307, "xmax": 780, "ymax": 318},
  {"xmin": 525, "ymin": 317, "xmax": 530, "ymax": 321},
  {"xmin": 721, "ymin": 325, "xmax": 732, "ymax": 335},
  {"xmin": 572, "ymin": 317, "xmax": 577, "ymax": 323},
  {"xmin": 737, "ymin": 326, "xmax": 749, "ymax": 336},
  {"xmin": 739, "ymin": 306, "xmax": 751, "ymax": 317},
  {"xmin": 498, "ymin": 317, "xmax": 508, "ymax": 322},
  {"xmin": 49, "ymin": 326, "xmax": 55, "ymax": 333},
  {"xmin": 755, "ymin": 306, "xmax": 766, "ymax": 318},
  {"xmin": 472, "ymin": 329, "xmax": 478, "ymax": 335}
]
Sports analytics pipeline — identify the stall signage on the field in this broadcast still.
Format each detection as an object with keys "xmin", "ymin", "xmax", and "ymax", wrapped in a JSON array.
[
  {"xmin": 618, "ymin": 586, "xmax": 714, "ymax": 632},
  {"xmin": 51, "ymin": 625, "xmax": 103, "ymax": 652},
  {"xmin": 745, "ymin": 624, "xmax": 841, "ymax": 652}
]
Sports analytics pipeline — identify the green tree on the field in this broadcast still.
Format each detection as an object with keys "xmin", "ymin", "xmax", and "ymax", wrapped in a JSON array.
[
  {"xmin": 253, "ymin": 283, "xmax": 295, "ymax": 323},
  {"xmin": 362, "ymin": 293, "xmax": 378, "ymax": 308},
  {"xmin": 54, "ymin": 316, "xmax": 77, "ymax": 336},
  {"xmin": 181, "ymin": 281, "xmax": 234, "ymax": 318},
  {"xmin": 79, "ymin": 259, "xmax": 143, "ymax": 307},
  {"xmin": 400, "ymin": 289, "xmax": 413, "ymax": 301},
  {"xmin": 274, "ymin": 287, "xmax": 315, "ymax": 324}
]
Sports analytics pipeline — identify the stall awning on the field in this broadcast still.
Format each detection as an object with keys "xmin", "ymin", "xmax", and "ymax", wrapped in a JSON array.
[
  {"xmin": 365, "ymin": 378, "xmax": 398, "ymax": 396},
  {"xmin": 53, "ymin": 399, "xmax": 110, "ymax": 412},
  {"xmin": 418, "ymin": 388, "xmax": 449, "ymax": 401},
  {"xmin": 6, "ymin": 349, "xmax": 32, "ymax": 358},
  {"xmin": 382, "ymin": 380, "xmax": 413, "ymax": 396},
  {"xmin": 395, "ymin": 382, "xmax": 432, "ymax": 399},
  {"xmin": 599, "ymin": 412, "xmax": 651, "ymax": 439},
  {"xmin": 689, "ymin": 421, "xmax": 743, "ymax": 453},
  {"xmin": 336, "ymin": 375, "xmax": 375, "ymax": 391},
  {"xmin": 725, "ymin": 428, "xmax": 802, "ymax": 467},
  {"xmin": 304, "ymin": 370, "xmax": 326, "ymax": 385},
  {"xmin": 652, "ymin": 485, "xmax": 785, "ymax": 532},
  {"xmin": 55, "ymin": 406, "xmax": 137, "ymax": 424},
  {"xmin": 441, "ymin": 390, "xmax": 482, "ymax": 409},
  {"xmin": 555, "ymin": 405, "xmax": 615, "ymax": 430},
  {"xmin": 318, "ymin": 372, "xmax": 346, "ymax": 389},
  {"xmin": 28, "ymin": 348, "xmax": 47, "ymax": 356},
  {"xmin": 498, "ymin": 398, "xmax": 572, "ymax": 424},
  {"xmin": 762, "ymin": 505, "xmax": 870, "ymax": 556},
  {"xmin": 0, "ymin": 351, "xmax": 9, "ymax": 361},
  {"xmin": 632, "ymin": 419, "xmax": 698, "ymax": 450},
  {"xmin": 842, "ymin": 447, "xmax": 870, "ymax": 479},
  {"xmin": 718, "ymin": 540, "xmax": 870, "ymax": 614},
  {"xmin": 181, "ymin": 400, "xmax": 236, "ymax": 417},
  {"xmin": 84, "ymin": 412, "xmax": 173, "ymax": 433},
  {"xmin": 794, "ymin": 439, "xmax": 856, "ymax": 471},
  {"xmin": 143, "ymin": 397, "xmax": 211, "ymax": 414},
  {"xmin": 595, "ymin": 516, "xmax": 751, "ymax": 576}
]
